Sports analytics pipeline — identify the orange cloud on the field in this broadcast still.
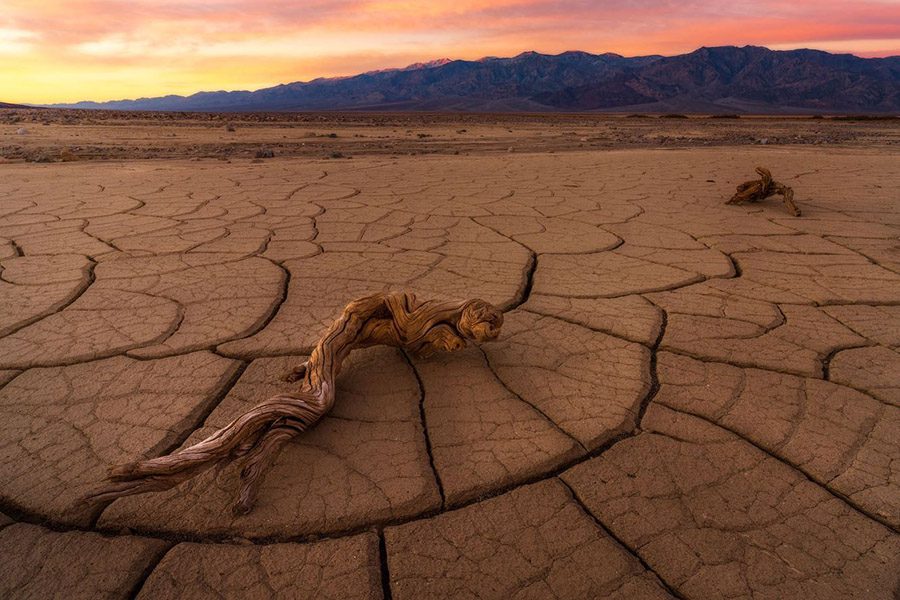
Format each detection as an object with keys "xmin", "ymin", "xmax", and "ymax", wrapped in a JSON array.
[{"xmin": 2, "ymin": 0, "xmax": 898, "ymax": 104}]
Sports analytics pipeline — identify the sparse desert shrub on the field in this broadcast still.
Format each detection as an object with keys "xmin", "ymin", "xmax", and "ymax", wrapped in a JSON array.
[
  {"xmin": 225, "ymin": 123, "xmax": 236, "ymax": 132},
  {"xmin": 660, "ymin": 113, "xmax": 688, "ymax": 119},
  {"xmin": 833, "ymin": 114, "xmax": 898, "ymax": 121},
  {"xmin": 708, "ymin": 114, "xmax": 740, "ymax": 119},
  {"xmin": 255, "ymin": 148, "xmax": 274, "ymax": 158}
]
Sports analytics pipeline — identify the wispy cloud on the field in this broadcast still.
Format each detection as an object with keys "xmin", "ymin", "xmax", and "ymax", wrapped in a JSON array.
[
  {"xmin": 3, "ymin": 0, "xmax": 898, "ymax": 103},
  {"xmin": 0, "ymin": 27, "xmax": 38, "ymax": 54}
]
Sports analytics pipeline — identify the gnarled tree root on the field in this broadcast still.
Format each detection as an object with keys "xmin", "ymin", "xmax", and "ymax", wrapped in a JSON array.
[
  {"xmin": 81, "ymin": 292, "xmax": 503, "ymax": 515},
  {"xmin": 726, "ymin": 167, "xmax": 801, "ymax": 216}
]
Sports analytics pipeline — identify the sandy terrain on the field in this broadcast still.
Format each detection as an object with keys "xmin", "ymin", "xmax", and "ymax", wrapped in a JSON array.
[
  {"xmin": 2, "ymin": 109, "xmax": 899, "ymax": 163},
  {"xmin": 0, "ymin": 113, "xmax": 898, "ymax": 599}
]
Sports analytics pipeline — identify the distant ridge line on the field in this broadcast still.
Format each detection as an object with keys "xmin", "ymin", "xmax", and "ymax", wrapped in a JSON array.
[{"xmin": 44, "ymin": 45, "xmax": 900, "ymax": 114}]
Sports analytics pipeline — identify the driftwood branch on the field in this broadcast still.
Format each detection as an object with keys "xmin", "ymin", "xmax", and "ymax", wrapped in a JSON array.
[
  {"xmin": 83, "ymin": 292, "xmax": 503, "ymax": 515},
  {"xmin": 726, "ymin": 167, "xmax": 801, "ymax": 216}
]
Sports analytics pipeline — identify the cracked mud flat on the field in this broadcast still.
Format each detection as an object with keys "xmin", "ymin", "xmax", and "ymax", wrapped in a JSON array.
[{"xmin": 0, "ymin": 132, "xmax": 898, "ymax": 599}]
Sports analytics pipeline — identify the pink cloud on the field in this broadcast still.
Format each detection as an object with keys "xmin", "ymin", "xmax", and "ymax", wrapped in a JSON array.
[{"xmin": 3, "ymin": 0, "xmax": 897, "ymax": 103}]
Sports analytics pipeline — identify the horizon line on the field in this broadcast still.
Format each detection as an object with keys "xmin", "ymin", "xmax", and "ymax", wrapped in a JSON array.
[{"xmin": 21, "ymin": 44, "xmax": 900, "ymax": 107}]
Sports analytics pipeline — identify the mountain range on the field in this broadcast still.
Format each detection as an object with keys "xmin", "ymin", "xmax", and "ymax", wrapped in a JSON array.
[{"xmin": 47, "ymin": 46, "xmax": 900, "ymax": 113}]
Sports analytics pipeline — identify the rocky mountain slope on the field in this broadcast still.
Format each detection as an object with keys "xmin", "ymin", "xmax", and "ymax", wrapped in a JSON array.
[{"xmin": 53, "ymin": 46, "xmax": 899, "ymax": 113}]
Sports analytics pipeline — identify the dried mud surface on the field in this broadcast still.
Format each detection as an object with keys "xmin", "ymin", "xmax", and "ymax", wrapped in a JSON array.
[{"xmin": 0, "ymin": 114, "xmax": 898, "ymax": 599}]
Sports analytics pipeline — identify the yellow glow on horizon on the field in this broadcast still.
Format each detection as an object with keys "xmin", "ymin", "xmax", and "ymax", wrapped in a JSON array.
[{"xmin": 1, "ymin": 0, "xmax": 898, "ymax": 105}]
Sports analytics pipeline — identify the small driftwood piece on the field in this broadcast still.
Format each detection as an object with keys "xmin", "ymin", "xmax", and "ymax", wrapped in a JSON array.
[
  {"xmin": 727, "ymin": 167, "xmax": 801, "ymax": 216},
  {"xmin": 83, "ymin": 292, "xmax": 503, "ymax": 515}
]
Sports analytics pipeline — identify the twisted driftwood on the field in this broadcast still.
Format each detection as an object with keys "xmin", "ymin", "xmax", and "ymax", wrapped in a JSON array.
[
  {"xmin": 83, "ymin": 292, "xmax": 503, "ymax": 515},
  {"xmin": 727, "ymin": 167, "xmax": 801, "ymax": 216}
]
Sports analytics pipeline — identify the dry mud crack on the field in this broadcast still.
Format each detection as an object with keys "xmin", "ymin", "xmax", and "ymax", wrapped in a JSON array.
[{"xmin": 0, "ymin": 147, "xmax": 898, "ymax": 599}]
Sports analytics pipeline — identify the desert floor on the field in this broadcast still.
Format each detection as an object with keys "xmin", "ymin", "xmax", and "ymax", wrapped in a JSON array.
[{"xmin": 0, "ymin": 112, "xmax": 898, "ymax": 599}]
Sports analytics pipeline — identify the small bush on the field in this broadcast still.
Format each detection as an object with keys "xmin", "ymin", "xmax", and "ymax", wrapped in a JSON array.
[{"xmin": 832, "ymin": 114, "xmax": 898, "ymax": 121}]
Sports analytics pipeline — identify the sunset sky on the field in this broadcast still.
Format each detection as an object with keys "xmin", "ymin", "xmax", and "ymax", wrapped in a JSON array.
[{"xmin": 2, "ymin": 0, "xmax": 899, "ymax": 104}]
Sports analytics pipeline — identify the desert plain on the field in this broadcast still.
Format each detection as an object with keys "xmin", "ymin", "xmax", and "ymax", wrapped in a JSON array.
[{"xmin": 0, "ymin": 110, "xmax": 898, "ymax": 599}]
